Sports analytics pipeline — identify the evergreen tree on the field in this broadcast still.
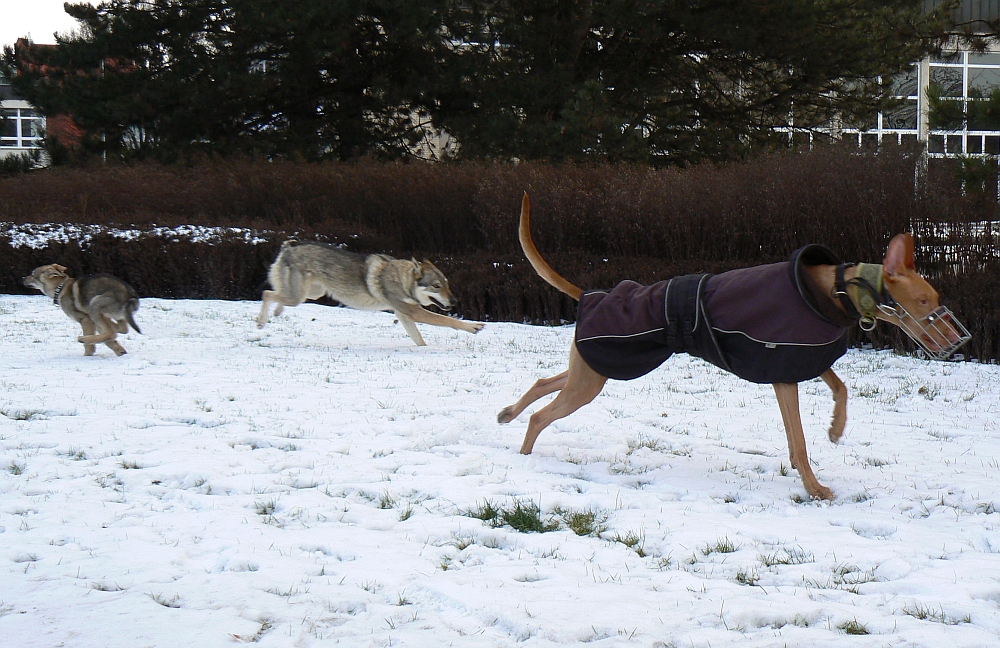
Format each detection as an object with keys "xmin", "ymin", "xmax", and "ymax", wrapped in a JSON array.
[
  {"xmin": 2, "ymin": 0, "xmax": 954, "ymax": 163},
  {"xmin": 2, "ymin": 0, "xmax": 448, "ymax": 160},
  {"xmin": 431, "ymin": 0, "xmax": 954, "ymax": 163}
]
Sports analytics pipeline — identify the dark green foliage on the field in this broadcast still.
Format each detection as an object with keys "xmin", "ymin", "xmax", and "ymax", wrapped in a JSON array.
[
  {"xmin": 928, "ymin": 83, "xmax": 966, "ymax": 130},
  {"xmin": 433, "ymin": 0, "xmax": 950, "ymax": 164},
  {"xmin": 0, "ymin": 151, "xmax": 40, "ymax": 178},
  {"xmin": 1, "ymin": 0, "xmax": 950, "ymax": 165},
  {"xmin": 2, "ymin": 0, "xmax": 450, "ymax": 161}
]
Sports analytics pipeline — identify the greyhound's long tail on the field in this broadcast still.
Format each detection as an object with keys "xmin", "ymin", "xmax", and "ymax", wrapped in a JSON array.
[
  {"xmin": 519, "ymin": 193, "xmax": 583, "ymax": 301},
  {"xmin": 125, "ymin": 299, "xmax": 142, "ymax": 334}
]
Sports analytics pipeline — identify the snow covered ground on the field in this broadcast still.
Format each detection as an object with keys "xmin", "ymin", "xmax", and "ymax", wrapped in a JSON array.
[{"xmin": 1, "ymin": 295, "xmax": 999, "ymax": 648}]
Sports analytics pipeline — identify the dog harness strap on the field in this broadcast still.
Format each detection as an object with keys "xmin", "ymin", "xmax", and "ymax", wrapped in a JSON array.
[
  {"xmin": 834, "ymin": 264, "xmax": 861, "ymax": 321},
  {"xmin": 665, "ymin": 274, "xmax": 707, "ymax": 353}
]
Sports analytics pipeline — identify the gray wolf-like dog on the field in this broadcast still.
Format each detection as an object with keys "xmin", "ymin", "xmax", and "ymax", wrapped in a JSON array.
[
  {"xmin": 23, "ymin": 264, "xmax": 142, "ymax": 357},
  {"xmin": 257, "ymin": 240, "xmax": 484, "ymax": 345},
  {"xmin": 498, "ymin": 194, "xmax": 969, "ymax": 500}
]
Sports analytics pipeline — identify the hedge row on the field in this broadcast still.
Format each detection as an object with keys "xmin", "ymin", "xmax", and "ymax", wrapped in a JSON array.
[{"xmin": 1, "ymin": 146, "xmax": 997, "ymax": 362}]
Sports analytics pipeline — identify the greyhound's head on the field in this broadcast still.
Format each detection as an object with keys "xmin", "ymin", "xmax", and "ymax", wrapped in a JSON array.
[
  {"xmin": 875, "ymin": 234, "xmax": 970, "ymax": 359},
  {"xmin": 23, "ymin": 264, "xmax": 70, "ymax": 296},
  {"xmin": 412, "ymin": 260, "xmax": 455, "ymax": 311}
]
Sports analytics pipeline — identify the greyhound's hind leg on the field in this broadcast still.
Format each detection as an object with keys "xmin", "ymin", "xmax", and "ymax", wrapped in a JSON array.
[
  {"xmin": 519, "ymin": 343, "xmax": 606, "ymax": 454},
  {"xmin": 498, "ymin": 370, "xmax": 568, "ymax": 424}
]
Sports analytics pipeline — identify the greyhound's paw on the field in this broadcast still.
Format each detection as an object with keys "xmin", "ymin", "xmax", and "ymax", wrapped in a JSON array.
[
  {"xmin": 467, "ymin": 322, "xmax": 485, "ymax": 334},
  {"xmin": 807, "ymin": 484, "xmax": 834, "ymax": 501},
  {"xmin": 827, "ymin": 425, "xmax": 844, "ymax": 444},
  {"xmin": 497, "ymin": 406, "xmax": 515, "ymax": 424},
  {"xmin": 256, "ymin": 321, "xmax": 266, "ymax": 329}
]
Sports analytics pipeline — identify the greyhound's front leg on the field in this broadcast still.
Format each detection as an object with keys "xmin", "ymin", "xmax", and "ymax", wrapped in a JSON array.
[
  {"xmin": 773, "ymin": 382, "xmax": 833, "ymax": 500},
  {"xmin": 820, "ymin": 369, "xmax": 847, "ymax": 443}
]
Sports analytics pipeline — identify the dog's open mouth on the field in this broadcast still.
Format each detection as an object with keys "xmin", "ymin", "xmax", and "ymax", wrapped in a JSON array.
[{"xmin": 429, "ymin": 296, "xmax": 451, "ymax": 311}]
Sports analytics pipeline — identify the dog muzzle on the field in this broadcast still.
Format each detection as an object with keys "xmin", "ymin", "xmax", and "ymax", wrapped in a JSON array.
[{"xmin": 877, "ymin": 302, "xmax": 972, "ymax": 360}]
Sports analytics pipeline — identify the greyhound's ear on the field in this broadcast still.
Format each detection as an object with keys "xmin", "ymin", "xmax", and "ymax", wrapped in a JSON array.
[
  {"xmin": 53, "ymin": 264, "xmax": 68, "ymax": 274},
  {"xmin": 411, "ymin": 261, "xmax": 423, "ymax": 278},
  {"xmin": 883, "ymin": 233, "xmax": 915, "ymax": 279}
]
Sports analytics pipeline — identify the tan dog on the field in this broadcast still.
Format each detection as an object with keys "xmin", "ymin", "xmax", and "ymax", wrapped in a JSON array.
[
  {"xmin": 258, "ymin": 240, "xmax": 484, "ymax": 345},
  {"xmin": 23, "ymin": 264, "xmax": 142, "ymax": 356},
  {"xmin": 499, "ymin": 195, "xmax": 969, "ymax": 500}
]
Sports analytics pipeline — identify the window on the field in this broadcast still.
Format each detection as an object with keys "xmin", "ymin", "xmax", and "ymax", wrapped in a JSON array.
[{"xmin": 0, "ymin": 108, "xmax": 44, "ymax": 148}]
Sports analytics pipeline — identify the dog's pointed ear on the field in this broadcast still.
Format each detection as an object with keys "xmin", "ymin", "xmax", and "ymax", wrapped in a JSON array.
[
  {"xmin": 883, "ymin": 233, "xmax": 915, "ymax": 280},
  {"xmin": 411, "ymin": 260, "xmax": 423, "ymax": 278},
  {"xmin": 53, "ymin": 264, "xmax": 68, "ymax": 274}
]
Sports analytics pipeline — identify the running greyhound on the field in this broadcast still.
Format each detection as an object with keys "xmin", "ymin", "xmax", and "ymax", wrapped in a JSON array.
[{"xmin": 499, "ymin": 194, "xmax": 970, "ymax": 500}]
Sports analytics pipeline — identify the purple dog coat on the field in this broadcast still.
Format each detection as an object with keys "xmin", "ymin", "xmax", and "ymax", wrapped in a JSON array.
[{"xmin": 574, "ymin": 245, "xmax": 851, "ymax": 384}]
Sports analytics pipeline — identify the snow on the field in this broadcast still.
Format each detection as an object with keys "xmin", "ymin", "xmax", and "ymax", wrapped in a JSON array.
[
  {"xmin": 1, "ymin": 223, "xmax": 270, "ymax": 249},
  {"xmin": 1, "ymin": 295, "xmax": 999, "ymax": 647}
]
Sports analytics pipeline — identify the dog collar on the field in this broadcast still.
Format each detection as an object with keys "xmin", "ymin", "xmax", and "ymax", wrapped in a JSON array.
[
  {"xmin": 834, "ymin": 263, "xmax": 893, "ymax": 331},
  {"xmin": 53, "ymin": 279, "xmax": 68, "ymax": 305}
]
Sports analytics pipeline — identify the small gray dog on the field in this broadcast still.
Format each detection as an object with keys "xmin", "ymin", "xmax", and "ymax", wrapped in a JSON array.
[
  {"xmin": 23, "ymin": 264, "xmax": 141, "ymax": 356},
  {"xmin": 257, "ymin": 240, "xmax": 484, "ymax": 345}
]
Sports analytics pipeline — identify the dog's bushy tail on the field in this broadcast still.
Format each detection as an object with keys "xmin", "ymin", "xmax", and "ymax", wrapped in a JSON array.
[
  {"xmin": 519, "ymin": 192, "xmax": 583, "ymax": 301},
  {"xmin": 125, "ymin": 299, "xmax": 142, "ymax": 334}
]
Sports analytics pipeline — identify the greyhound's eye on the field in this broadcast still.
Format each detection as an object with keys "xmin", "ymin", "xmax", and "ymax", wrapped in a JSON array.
[
  {"xmin": 919, "ymin": 298, "xmax": 929, "ymax": 306},
  {"xmin": 433, "ymin": 283, "xmax": 441, "ymax": 289}
]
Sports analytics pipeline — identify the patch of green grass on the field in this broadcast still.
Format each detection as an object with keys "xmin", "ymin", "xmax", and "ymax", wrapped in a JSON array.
[
  {"xmin": 464, "ymin": 499, "xmax": 558, "ymax": 533},
  {"xmin": 556, "ymin": 507, "xmax": 609, "ymax": 537},
  {"xmin": 838, "ymin": 619, "xmax": 869, "ymax": 635},
  {"xmin": 8, "ymin": 461, "xmax": 25, "ymax": 475},
  {"xmin": 627, "ymin": 434, "xmax": 665, "ymax": 453},
  {"xmin": 466, "ymin": 499, "xmax": 502, "ymax": 525},
  {"xmin": 702, "ymin": 536, "xmax": 739, "ymax": 556},
  {"xmin": 119, "ymin": 459, "xmax": 142, "ymax": 470},
  {"xmin": 504, "ymin": 499, "xmax": 559, "ymax": 533},
  {"xmin": 611, "ymin": 530, "xmax": 646, "ymax": 557},
  {"xmin": 254, "ymin": 498, "xmax": 281, "ymax": 526},
  {"xmin": 899, "ymin": 603, "xmax": 970, "ymax": 625},
  {"xmin": 759, "ymin": 547, "xmax": 814, "ymax": 567},
  {"xmin": 59, "ymin": 447, "xmax": 87, "ymax": 461},
  {"xmin": 378, "ymin": 490, "xmax": 395, "ymax": 510}
]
